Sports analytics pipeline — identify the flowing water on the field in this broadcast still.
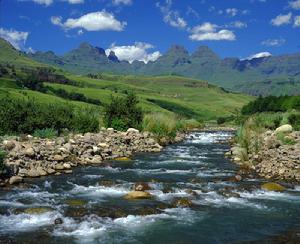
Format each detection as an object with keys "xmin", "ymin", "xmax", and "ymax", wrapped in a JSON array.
[{"xmin": 0, "ymin": 131, "xmax": 299, "ymax": 243}]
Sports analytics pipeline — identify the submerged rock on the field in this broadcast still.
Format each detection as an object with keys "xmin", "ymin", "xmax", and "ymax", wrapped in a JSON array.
[
  {"xmin": 173, "ymin": 198, "xmax": 193, "ymax": 208},
  {"xmin": 66, "ymin": 199, "xmax": 87, "ymax": 207},
  {"xmin": 114, "ymin": 157, "xmax": 132, "ymax": 161},
  {"xmin": 124, "ymin": 191, "xmax": 152, "ymax": 200},
  {"xmin": 261, "ymin": 182, "xmax": 286, "ymax": 192},
  {"xmin": 23, "ymin": 207, "xmax": 53, "ymax": 215}
]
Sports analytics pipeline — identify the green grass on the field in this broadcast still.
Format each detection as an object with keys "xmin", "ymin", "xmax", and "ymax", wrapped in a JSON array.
[
  {"xmin": 44, "ymin": 74, "xmax": 252, "ymax": 121},
  {"xmin": 0, "ymin": 39, "xmax": 253, "ymax": 124}
]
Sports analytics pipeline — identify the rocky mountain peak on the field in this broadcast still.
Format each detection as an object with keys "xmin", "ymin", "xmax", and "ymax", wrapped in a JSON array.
[
  {"xmin": 192, "ymin": 46, "xmax": 219, "ymax": 59},
  {"xmin": 108, "ymin": 51, "xmax": 119, "ymax": 62}
]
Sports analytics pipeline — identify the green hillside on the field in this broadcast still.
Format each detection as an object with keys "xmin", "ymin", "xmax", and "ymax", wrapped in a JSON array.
[{"xmin": 0, "ymin": 38, "xmax": 252, "ymax": 122}]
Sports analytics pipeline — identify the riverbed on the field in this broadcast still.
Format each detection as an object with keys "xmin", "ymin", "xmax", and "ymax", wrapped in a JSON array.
[{"xmin": 0, "ymin": 131, "xmax": 299, "ymax": 243}]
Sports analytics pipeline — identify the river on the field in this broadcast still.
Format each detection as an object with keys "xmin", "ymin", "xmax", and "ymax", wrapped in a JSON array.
[{"xmin": 0, "ymin": 131, "xmax": 299, "ymax": 243}]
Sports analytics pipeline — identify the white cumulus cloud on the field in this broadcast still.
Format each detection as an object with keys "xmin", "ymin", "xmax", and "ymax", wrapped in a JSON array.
[
  {"xmin": 0, "ymin": 28, "xmax": 29, "ymax": 50},
  {"xmin": 261, "ymin": 38, "xmax": 286, "ymax": 46},
  {"xmin": 106, "ymin": 42, "xmax": 161, "ymax": 63},
  {"xmin": 189, "ymin": 22, "xmax": 236, "ymax": 41},
  {"xmin": 289, "ymin": 0, "xmax": 300, "ymax": 10},
  {"xmin": 156, "ymin": 0, "xmax": 187, "ymax": 29},
  {"xmin": 112, "ymin": 0, "xmax": 132, "ymax": 6},
  {"xmin": 247, "ymin": 52, "xmax": 272, "ymax": 60},
  {"xmin": 294, "ymin": 16, "xmax": 300, "ymax": 27},
  {"xmin": 51, "ymin": 11, "xmax": 126, "ymax": 31},
  {"xmin": 271, "ymin": 12, "xmax": 292, "ymax": 26}
]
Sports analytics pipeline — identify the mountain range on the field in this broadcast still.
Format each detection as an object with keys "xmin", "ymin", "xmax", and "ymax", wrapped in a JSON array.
[{"xmin": 13, "ymin": 40, "xmax": 300, "ymax": 96}]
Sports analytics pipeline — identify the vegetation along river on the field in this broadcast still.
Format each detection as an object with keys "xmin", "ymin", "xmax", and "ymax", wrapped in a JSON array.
[{"xmin": 0, "ymin": 131, "xmax": 299, "ymax": 243}]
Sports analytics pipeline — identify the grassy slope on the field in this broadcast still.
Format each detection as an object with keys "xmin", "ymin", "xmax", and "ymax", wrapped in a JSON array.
[
  {"xmin": 0, "ymin": 39, "xmax": 44, "ymax": 68},
  {"xmin": 0, "ymin": 38, "xmax": 253, "ymax": 121},
  {"xmin": 46, "ymin": 74, "xmax": 252, "ymax": 120}
]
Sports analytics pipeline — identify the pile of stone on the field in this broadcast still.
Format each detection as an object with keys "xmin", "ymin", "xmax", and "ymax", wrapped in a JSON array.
[
  {"xmin": 228, "ymin": 124, "xmax": 300, "ymax": 182},
  {"xmin": 1, "ymin": 128, "xmax": 173, "ymax": 185}
]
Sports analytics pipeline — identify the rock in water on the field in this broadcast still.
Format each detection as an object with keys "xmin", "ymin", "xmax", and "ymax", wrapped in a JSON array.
[
  {"xmin": 134, "ymin": 182, "xmax": 151, "ymax": 191},
  {"xmin": 9, "ymin": 176, "xmax": 23, "ymax": 185},
  {"xmin": 173, "ymin": 198, "xmax": 193, "ymax": 207},
  {"xmin": 261, "ymin": 182, "xmax": 286, "ymax": 192},
  {"xmin": 275, "ymin": 124, "xmax": 293, "ymax": 134},
  {"xmin": 54, "ymin": 218, "xmax": 63, "ymax": 225},
  {"xmin": 124, "ymin": 191, "xmax": 152, "ymax": 200}
]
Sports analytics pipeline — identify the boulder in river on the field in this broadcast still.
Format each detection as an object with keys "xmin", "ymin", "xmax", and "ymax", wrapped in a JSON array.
[
  {"xmin": 124, "ymin": 191, "xmax": 152, "ymax": 200},
  {"xmin": 134, "ymin": 182, "xmax": 151, "ymax": 191},
  {"xmin": 261, "ymin": 182, "xmax": 286, "ymax": 192},
  {"xmin": 9, "ymin": 176, "xmax": 23, "ymax": 185},
  {"xmin": 54, "ymin": 218, "xmax": 63, "ymax": 225}
]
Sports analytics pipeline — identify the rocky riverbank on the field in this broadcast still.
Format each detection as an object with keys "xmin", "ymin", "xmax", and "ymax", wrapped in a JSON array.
[
  {"xmin": 228, "ymin": 124, "xmax": 300, "ymax": 182},
  {"xmin": 0, "ymin": 128, "xmax": 185, "ymax": 186}
]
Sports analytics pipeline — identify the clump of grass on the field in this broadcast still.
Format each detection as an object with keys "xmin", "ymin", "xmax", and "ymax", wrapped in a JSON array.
[
  {"xmin": 276, "ymin": 132, "xmax": 297, "ymax": 145},
  {"xmin": 235, "ymin": 117, "xmax": 264, "ymax": 155},
  {"xmin": 33, "ymin": 128, "xmax": 58, "ymax": 139},
  {"xmin": 143, "ymin": 113, "xmax": 184, "ymax": 139},
  {"xmin": 182, "ymin": 119, "xmax": 203, "ymax": 131}
]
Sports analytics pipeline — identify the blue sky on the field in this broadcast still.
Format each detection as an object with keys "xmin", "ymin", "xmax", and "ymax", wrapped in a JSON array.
[{"xmin": 0, "ymin": 0, "xmax": 300, "ymax": 62}]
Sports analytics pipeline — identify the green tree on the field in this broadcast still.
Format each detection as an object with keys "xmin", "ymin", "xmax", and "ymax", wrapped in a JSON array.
[{"xmin": 103, "ymin": 92, "xmax": 143, "ymax": 131}]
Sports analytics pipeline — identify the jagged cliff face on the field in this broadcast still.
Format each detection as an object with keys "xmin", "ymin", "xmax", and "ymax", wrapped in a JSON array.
[{"xmin": 24, "ymin": 40, "xmax": 300, "ymax": 95}]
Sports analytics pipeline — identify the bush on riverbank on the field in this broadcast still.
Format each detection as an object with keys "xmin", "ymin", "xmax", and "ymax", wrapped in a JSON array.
[
  {"xmin": 103, "ymin": 93, "xmax": 143, "ymax": 131},
  {"xmin": 0, "ymin": 97, "xmax": 100, "ymax": 135},
  {"xmin": 0, "ymin": 150, "xmax": 6, "ymax": 173},
  {"xmin": 241, "ymin": 95, "xmax": 300, "ymax": 115},
  {"xmin": 235, "ymin": 117, "xmax": 264, "ymax": 155},
  {"xmin": 143, "ymin": 113, "xmax": 184, "ymax": 139},
  {"xmin": 288, "ymin": 113, "xmax": 300, "ymax": 130}
]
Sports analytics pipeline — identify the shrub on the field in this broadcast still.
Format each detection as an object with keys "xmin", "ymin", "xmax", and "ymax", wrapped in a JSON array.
[
  {"xmin": 143, "ymin": 113, "xmax": 183, "ymax": 139},
  {"xmin": 33, "ymin": 128, "xmax": 58, "ymax": 139},
  {"xmin": 217, "ymin": 117, "xmax": 226, "ymax": 125},
  {"xmin": 241, "ymin": 95, "xmax": 300, "ymax": 115},
  {"xmin": 0, "ymin": 150, "xmax": 6, "ymax": 172},
  {"xmin": 0, "ymin": 97, "xmax": 99, "ymax": 135},
  {"xmin": 288, "ymin": 113, "xmax": 300, "ymax": 130},
  {"xmin": 103, "ymin": 93, "xmax": 143, "ymax": 131}
]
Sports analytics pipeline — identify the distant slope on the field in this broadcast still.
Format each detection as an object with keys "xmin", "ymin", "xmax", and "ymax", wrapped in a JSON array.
[{"xmin": 28, "ymin": 41, "xmax": 300, "ymax": 96}]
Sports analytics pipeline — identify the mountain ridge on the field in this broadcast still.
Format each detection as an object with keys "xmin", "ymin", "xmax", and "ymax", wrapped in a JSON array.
[{"xmin": 3, "ymin": 38, "xmax": 300, "ymax": 96}]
